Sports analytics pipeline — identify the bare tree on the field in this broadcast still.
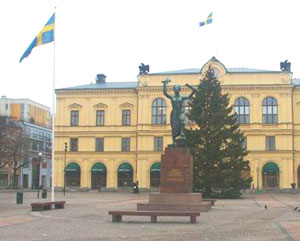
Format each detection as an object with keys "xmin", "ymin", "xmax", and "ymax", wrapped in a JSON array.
[
  {"xmin": 0, "ymin": 116, "xmax": 30, "ymax": 188},
  {"xmin": 6, "ymin": 124, "xmax": 30, "ymax": 188},
  {"xmin": 0, "ymin": 116, "xmax": 11, "ymax": 169}
]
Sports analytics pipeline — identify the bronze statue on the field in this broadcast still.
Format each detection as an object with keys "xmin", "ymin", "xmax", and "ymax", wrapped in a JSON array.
[
  {"xmin": 162, "ymin": 78, "xmax": 197, "ymax": 146},
  {"xmin": 139, "ymin": 63, "xmax": 150, "ymax": 75},
  {"xmin": 280, "ymin": 60, "xmax": 291, "ymax": 72}
]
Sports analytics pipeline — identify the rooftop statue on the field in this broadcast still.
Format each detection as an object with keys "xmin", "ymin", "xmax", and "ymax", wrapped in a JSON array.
[
  {"xmin": 139, "ymin": 63, "xmax": 150, "ymax": 75},
  {"xmin": 280, "ymin": 60, "xmax": 291, "ymax": 72},
  {"xmin": 162, "ymin": 78, "xmax": 197, "ymax": 146}
]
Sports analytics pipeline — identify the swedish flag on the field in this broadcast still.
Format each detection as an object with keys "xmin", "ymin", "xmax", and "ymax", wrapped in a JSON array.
[
  {"xmin": 199, "ymin": 12, "xmax": 212, "ymax": 27},
  {"xmin": 20, "ymin": 13, "xmax": 55, "ymax": 63}
]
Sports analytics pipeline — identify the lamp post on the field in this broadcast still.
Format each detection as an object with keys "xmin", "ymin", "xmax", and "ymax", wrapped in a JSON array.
[
  {"xmin": 37, "ymin": 152, "xmax": 42, "ymax": 198},
  {"xmin": 64, "ymin": 142, "xmax": 67, "ymax": 196}
]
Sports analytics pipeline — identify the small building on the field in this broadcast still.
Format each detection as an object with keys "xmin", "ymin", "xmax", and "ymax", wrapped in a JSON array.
[{"xmin": 54, "ymin": 57, "xmax": 300, "ymax": 191}]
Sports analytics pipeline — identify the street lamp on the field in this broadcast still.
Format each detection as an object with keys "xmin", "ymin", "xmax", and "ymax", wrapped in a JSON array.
[
  {"xmin": 37, "ymin": 152, "xmax": 42, "ymax": 198},
  {"xmin": 64, "ymin": 142, "xmax": 67, "ymax": 196}
]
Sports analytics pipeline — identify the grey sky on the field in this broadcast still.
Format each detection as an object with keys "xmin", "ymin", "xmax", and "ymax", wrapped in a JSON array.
[{"xmin": 0, "ymin": 0, "xmax": 299, "ymax": 108}]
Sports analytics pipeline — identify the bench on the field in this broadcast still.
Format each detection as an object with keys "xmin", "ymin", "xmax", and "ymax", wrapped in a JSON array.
[
  {"xmin": 108, "ymin": 210, "xmax": 200, "ymax": 223},
  {"xmin": 31, "ymin": 201, "xmax": 66, "ymax": 211}
]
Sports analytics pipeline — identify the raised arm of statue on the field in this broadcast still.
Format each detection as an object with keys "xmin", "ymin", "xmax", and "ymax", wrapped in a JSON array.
[
  {"xmin": 183, "ymin": 83, "xmax": 197, "ymax": 100},
  {"xmin": 162, "ymin": 78, "xmax": 172, "ymax": 99}
]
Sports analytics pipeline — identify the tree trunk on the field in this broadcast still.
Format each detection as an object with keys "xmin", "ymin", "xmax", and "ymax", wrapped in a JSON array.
[{"xmin": 12, "ymin": 169, "xmax": 18, "ymax": 189}]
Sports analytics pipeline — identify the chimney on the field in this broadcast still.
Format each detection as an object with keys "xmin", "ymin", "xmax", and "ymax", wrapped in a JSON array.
[{"xmin": 96, "ymin": 74, "xmax": 106, "ymax": 84}]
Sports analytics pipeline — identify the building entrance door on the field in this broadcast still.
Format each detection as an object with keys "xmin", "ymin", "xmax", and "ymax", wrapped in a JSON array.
[
  {"xmin": 262, "ymin": 162, "xmax": 279, "ymax": 189},
  {"xmin": 91, "ymin": 163, "xmax": 106, "ymax": 189}
]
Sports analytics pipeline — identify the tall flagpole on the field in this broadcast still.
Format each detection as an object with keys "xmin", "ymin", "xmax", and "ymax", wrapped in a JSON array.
[{"xmin": 51, "ymin": 7, "xmax": 57, "ymax": 202}]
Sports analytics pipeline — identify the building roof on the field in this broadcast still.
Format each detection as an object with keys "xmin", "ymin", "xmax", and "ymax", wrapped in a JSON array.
[
  {"xmin": 292, "ymin": 79, "xmax": 300, "ymax": 86},
  {"xmin": 151, "ymin": 67, "xmax": 282, "ymax": 75},
  {"xmin": 57, "ymin": 82, "xmax": 138, "ymax": 91}
]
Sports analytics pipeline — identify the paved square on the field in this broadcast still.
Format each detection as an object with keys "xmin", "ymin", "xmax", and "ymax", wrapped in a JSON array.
[{"xmin": 1, "ymin": 191, "xmax": 300, "ymax": 241}]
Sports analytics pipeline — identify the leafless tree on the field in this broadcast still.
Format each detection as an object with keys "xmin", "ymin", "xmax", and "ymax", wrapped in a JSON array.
[
  {"xmin": 0, "ymin": 116, "xmax": 30, "ymax": 188},
  {"xmin": 0, "ymin": 116, "xmax": 11, "ymax": 169}
]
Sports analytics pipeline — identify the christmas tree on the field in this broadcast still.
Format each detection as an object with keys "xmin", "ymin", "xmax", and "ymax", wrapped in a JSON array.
[{"xmin": 185, "ymin": 66, "xmax": 252, "ymax": 198}]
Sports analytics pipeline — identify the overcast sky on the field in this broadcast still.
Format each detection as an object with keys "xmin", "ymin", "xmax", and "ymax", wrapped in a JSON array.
[{"xmin": 0, "ymin": 0, "xmax": 299, "ymax": 109}]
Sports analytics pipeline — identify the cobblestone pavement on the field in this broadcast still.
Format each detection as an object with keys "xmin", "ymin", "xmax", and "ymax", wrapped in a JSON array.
[{"xmin": 1, "ymin": 191, "xmax": 300, "ymax": 241}]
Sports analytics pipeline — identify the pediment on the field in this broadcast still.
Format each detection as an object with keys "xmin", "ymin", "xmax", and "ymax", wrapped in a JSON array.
[
  {"xmin": 119, "ymin": 102, "xmax": 134, "ymax": 108},
  {"xmin": 200, "ymin": 56, "xmax": 227, "ymax": 76},
  {"xmin": 93, "ymin": 102, "xmax": 108, "ymax": 109},
  {"xmin": 68, "ymin": 103, "xmax": 82, "ymax": 109}
]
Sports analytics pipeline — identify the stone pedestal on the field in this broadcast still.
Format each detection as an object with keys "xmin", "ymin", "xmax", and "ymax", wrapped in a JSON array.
[
  {"xmin": 160, "ymin": 146, "xmax": 193, "ymax": 193},
  {"xmin": 138, "ymin": 146, "xmax": 212, "ymax": 212}
]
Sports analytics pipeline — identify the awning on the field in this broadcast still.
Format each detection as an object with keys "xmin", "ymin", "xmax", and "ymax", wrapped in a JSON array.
[
  {"xmin": 263, "ymin": 162, "xmax": 279, "ymax": 174},
  {"xmin": 150, "ymin": 162, "xmax": 161, "ymax": 172},
  {"xmin": 92, "ymin": 163, "xmax": 106, "ymax": 172},
  {"xmin": 66, "ymin": 162, "xmax": 80, "ymax": 172},
  {"xmin": 118, "ymin": 163, "xmax": 133, "ymax": 172}
]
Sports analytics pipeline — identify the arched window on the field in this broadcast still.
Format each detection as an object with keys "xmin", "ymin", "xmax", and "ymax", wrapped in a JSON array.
[
  {"xmin": 263, "ymin": 97, "xmax": 278, "ymax": 124},
  {"xmin": 66, "ymin": 162, "xmax": 80, "ymax": 187},
  {"xmin": 150, "ymin": 162, "xmax": 161, "ymax": 188},
  {"xmin": 234, "ymin": 97, "xmax": 250, "ymax": 124},
  {"xmin": 118, "ymin": 163, "xmax": 133, "ymax": 187},
  {"xmin": 91, "ymin": 162, "xmax": 106, "ymax": 189},
  {"xmin": 183, "ymin": 100, "xmax": 193, "ymax": 124},
  {"xmin": 262, "ymin": 162, "xmax": 279, "ymax": 188},
  {"xmin": 152, "ymin": 98, "xmax": 166, "ymax": 124}
]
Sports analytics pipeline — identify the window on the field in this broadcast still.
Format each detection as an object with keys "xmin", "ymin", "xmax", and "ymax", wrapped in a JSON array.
[
  {"xmin": 266, "ymin": 136, "xmax": 275, "ymax": 151},
  {"xmin": 39, "ymin": 131, "xmax": 44, "ymax": 140},
  {"xmin": 46, "ymin": 143, "xmax": 51, "ymax": 153},
  {"xmin": 32, "ymin": 130, "xmax": 38, "ymax": 139},
  {"xmin": 46, "ymin": 133, "xmax": 51, "ymax": 142},
  {"xmin": 152, "ymin": 98, "xmax": 166, "ymax": 124},
  {"xmin": 234, "ymin": 97, "xmax": 250, "ymax": 124},
  {"xmin": 96, "ymin": 110, "xmax": 105, "ymax": 126},
  {"xmin": 5, "ymin": 103, "xmax": 8, "ymax": 110},
  {"xmin": 213, "ymin": 67, "xmax": 219, "ymax": 78},
  {"xmin": 31, "ymin": 141, "xmax": 38, "ymax": 151},
  {"xmin": 20, "ymin": 104, "xmax": 24, "ymax": 120},
  {"xmin": 183, "ymin": 100, "xmax": 193, "ymax": 124},
  {"xmin": 263, "ymin": 97, "xmax": 278, "ymax": 124},
  {"xmin": 122, "ymin": 110, "xmax": 131, "ymax": 126},
  {"xmin": 70, "ymin": 111, "xmax": 79, "ymax": 126},
  {"xmin": 121, "ymin": 138, "xmax": 130, "ymax": 152},
  {"xmin": 154, "ymin": 137, "xmax": 163, "ymax": 151},
  {"xmin": 70, "ymin": 138, "xmax": 78, "ymax": 152},
  {"xmin": 95, "ymin": 138, "xmax": 104, "ymax": 152},
  {"xmin": 38, "ymin": 143, "xmax": 44, "ymax": 152}
]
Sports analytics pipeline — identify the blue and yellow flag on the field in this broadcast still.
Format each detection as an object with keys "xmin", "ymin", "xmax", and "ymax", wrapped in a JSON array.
[
  {"xmin": 199, "ymin": 12, "xmax": 212, "ymax": 27},
  {"xmin": 19, "ymin": 13, "xmax": 55, "ymax": 63}
]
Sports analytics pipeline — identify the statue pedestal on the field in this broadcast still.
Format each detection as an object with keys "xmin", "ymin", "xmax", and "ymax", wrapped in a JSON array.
[
  {"xmin": 160, "ymin": 146, "xmax": 193, "ymax": 193},
  {"xmin": 137, "ymin": 146, "xmax": 212, "ymax": 212}
]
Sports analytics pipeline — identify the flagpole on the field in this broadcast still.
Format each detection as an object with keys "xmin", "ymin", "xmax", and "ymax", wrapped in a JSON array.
[{"xmin": 51, "ymin": 8, "xmax": 57, "ymax": 202}]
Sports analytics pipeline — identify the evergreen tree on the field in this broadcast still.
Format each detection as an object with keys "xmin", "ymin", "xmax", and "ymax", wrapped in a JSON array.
[{"xmin": 185, "ymin": 66, "xmax": 252, "ymax": 198}]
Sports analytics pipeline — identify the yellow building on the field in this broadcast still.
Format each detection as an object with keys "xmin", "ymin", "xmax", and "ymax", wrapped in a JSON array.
[{"xmin": 54, "ymin": 57, "xmax": 300, "ymax": 191}]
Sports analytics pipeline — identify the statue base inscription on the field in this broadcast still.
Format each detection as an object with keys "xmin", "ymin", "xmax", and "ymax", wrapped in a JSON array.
[{"xmin": 160, "ymin": 146, "xmax": 193, "ymax": 193}]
